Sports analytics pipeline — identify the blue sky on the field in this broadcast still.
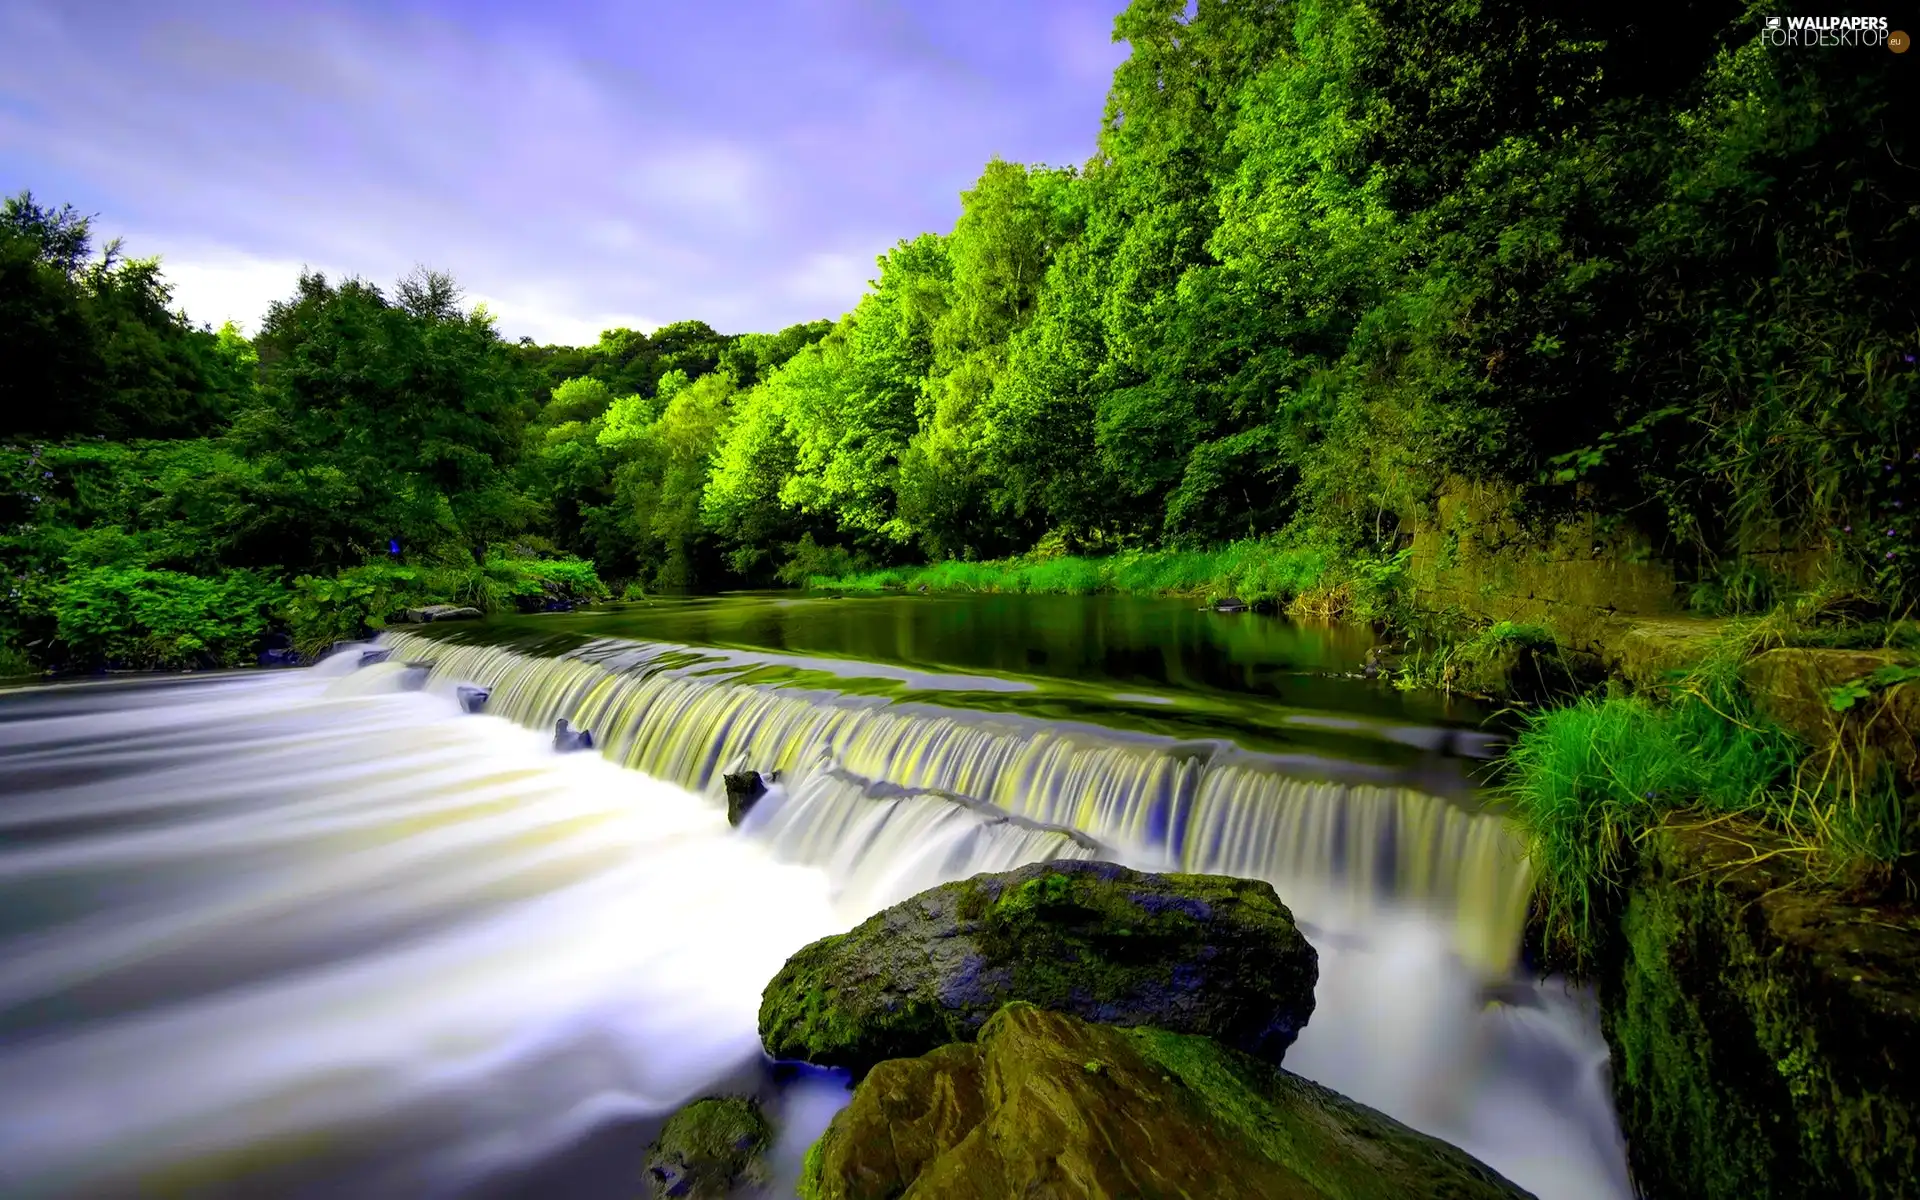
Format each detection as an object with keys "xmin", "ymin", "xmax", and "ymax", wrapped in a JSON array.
[{"xmin": 0, "ymin": 0, "xmax": 1127, "ymax": 344}]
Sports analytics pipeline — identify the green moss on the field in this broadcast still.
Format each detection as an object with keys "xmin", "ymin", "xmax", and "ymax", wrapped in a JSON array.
[
  {"xmin": 759, "ymin": 861, "xmax": 1316, "ymax": 1077},
  {"xmin": 796, "ymin": 1137, "xmax": 825, "ymax": 1200},
  {"xmin": 804, "ymin": 1001, "xmax": 1526, "ymax": 1199},
  {"xmin": 1604, "ymin": 820, "xmax": 1920, "ymax": 1199},
  {"xmin": 644, "ymin": 1095, "xmax": 771, "ymax": 1200}
]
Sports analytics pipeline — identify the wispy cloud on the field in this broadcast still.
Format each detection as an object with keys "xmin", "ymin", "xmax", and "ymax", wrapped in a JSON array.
[{"xmin": 0, "ymin": 0, "xmax": 1127, "ymax": 342}]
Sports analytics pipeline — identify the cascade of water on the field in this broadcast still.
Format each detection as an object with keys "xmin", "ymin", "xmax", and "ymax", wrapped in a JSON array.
[
  {"xmin": 390, "ymin": 632, "xmax": 1531, "ymax": 975},
  {"xmin": 0, "ymin": 641, "xmax": 1627, "ymax": 1200},
  {"xmin": 746, "ymin": 766, "xmax": 1103, "ymax": 917}
]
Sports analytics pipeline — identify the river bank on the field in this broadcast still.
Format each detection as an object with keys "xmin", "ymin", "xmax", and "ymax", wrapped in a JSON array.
[{"xmin": 806, "ymin": 504, "xmax": 1920, "ymax": 1199}]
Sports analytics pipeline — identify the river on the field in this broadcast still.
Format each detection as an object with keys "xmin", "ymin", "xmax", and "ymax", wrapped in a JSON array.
[{"xmin": 0, "ymin": 593, "xmax": 1632, "ymax": 1198}]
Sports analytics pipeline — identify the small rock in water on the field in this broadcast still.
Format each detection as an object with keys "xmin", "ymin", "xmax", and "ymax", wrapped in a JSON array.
[
  {"xmin": 455, "ymin": 685, "xmax": 490, "ymax": 714},
  {"xmin": 1213, "ymin": 596, "xmax": 1249, "ymax": 613},
  {"xmin": 401, "ymin": 604, "xmax": 484, "ymax": 624},
  {"xmin": 257, "ymin": 647, "xmax": 302, "ymax": 668},
  {"xmin": 723, "ymin": 770, "xmax": 769, "ymax": 826},
  {"xmin": 553, "ymin": 718, "xmax": 594, "ymax": 753},
  {"xmin": 358, "ymin": 648, "xmax": 394, "ymax": 667},
  {"xmin": 644, "ymin": 1095, "xmax": 771, "ymax": 1200}
]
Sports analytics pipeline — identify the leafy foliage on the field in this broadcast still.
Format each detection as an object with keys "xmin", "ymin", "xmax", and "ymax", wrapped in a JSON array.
[
  {"xmin": 2, "ymin": 1, "xmax": 1909, "ymax": 671},
  {"xmin": 52, "ymin": 566, "xmax": 285, "ymax": 669}
]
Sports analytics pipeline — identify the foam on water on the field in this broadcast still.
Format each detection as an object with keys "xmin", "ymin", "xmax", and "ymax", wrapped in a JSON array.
[{"xmin": 0, "ymin": 642, "xmax": 1629, "ymax": 1199}]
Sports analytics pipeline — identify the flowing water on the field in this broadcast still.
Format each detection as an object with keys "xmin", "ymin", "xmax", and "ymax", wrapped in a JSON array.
[{"xmin": 0, "ymin": 593, "xmax": 1632, "ymax": 1199}]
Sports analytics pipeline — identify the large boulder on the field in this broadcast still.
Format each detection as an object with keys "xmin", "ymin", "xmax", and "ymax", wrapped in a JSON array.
[
  {"xmin": 759, "ymin": 860, "xmax": 1317, "ymax": 1077},
  {"xmin": 644, "ymin": 1095, "xmax": 771, "ymax": 1199},
  {"xmin": 799, "ymin": 1002, "xmax": 1533, "ymax": 1200}
]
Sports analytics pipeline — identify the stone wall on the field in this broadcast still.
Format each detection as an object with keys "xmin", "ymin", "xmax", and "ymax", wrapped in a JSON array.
[{"xmin": 1403, "ymin": 481, "xmax": 1680, "ymax": 653}]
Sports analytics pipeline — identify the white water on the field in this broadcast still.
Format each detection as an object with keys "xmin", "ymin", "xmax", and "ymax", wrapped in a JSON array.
[{"xmin": 0, "ymin": 648, "xmax": 1631, "ymax": 1199}]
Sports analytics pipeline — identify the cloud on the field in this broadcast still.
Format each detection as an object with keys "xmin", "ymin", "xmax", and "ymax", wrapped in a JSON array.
[
  {"xmin": 0, "ymin": 0, "xmax": 1129, "ymax": 343},
  {"xmin": 780, "ymin": 251, "xmax": 879, "ymax": 317},
  {"xmin": 142, "ymin": 245, "xmax": 323, "ymax": 335}
]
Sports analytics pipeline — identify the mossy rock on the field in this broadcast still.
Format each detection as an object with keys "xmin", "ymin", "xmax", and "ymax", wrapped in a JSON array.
[
  {"xmin": 800, "ymin": 1002, "xmax": 1533, "ymax": 1200},
  {"xmin": 644, "ymin": 1095, "xmax": 771, "ymax": 1199},
  {"xmin": 759, "ymin": 859, "xmax": 1318, "ymax": 1077},
  {"xmin": 1606, "ymin": 616, "xmax": 1729, "ymax": 692},
  {"xmin": 1604, "ymin": 816, "xmax": 1920, "ymax": 1199},
  {"xmin": 1741, "ymin": 647, "xmax": 1920, "ymax": 787}
]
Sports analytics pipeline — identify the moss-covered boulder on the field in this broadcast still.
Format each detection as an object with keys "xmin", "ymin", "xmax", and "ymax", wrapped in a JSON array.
[
  {"xmin": 759, "ymin": 860, "xmax": 1317, "ymax": 1077},
  {"xmin": 799, "ymin": 1002, "xmax": 1532, "ymax": 1200},
  {"xmin": 644, "ymin": 1096, "xmax": 771, "ymax": 1199},
  {"xmin": 1604, "ymin": 816, "xmax": 1920, "ymax": 1199}
]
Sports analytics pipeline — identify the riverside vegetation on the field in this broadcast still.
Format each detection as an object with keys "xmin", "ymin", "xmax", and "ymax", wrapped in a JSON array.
[{"xmin": 4, "ymin": 1, "xmax": 1914, "ymax": 1197}]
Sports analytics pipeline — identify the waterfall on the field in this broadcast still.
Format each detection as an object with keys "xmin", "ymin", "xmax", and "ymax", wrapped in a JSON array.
[{"xmin": 386, "ymin": 631, "xmax": 1531, "ymax": 974}]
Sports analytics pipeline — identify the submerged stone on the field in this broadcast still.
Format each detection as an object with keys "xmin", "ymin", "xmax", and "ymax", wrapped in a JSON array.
[
  {"xmin": 759, "ymin": 859, "xmax": 1317, "ymax": 1077},
  {"xmin": 455, "ymin": 685, "xmax": 490, "ymax": 714},
  {"xmin": 800, "ymin": 1002, "xmax": 1533, "ymax": 1200},
  {"xmin": 645, "ymin": 1095, "xmax": 771, "ymax": 1199},
  {"xmin": 553, "ymin": 718, "xmax": 594, "ymax": 753}
]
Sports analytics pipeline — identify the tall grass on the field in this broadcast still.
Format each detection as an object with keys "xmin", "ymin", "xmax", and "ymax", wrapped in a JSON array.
[
  {"xmin": 807, "ymin": 538, "xmax": 1376, "ymax": 611},
  {"xmin": 1501, "ymin": 618, "xmax": 1909, "ymax": 965}
]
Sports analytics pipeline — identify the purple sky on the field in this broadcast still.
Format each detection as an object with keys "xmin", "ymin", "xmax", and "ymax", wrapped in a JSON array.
[{"xmin": 0, "ymin": 0, "xmax": 1128, "ymax": 344}]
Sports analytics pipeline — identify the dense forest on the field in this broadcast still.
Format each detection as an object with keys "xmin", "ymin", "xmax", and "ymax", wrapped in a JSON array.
[{"xmin": 3, "ymin": 0, "xmax": 1912, "ymax": 674}]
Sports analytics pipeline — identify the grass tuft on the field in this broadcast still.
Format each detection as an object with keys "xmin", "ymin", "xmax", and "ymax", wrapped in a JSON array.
[{"xmin": 1503, "ymin": 613, "xmax": 1911, "ymax": 967}]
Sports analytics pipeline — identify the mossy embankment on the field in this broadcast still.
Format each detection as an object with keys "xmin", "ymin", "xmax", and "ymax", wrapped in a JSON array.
[
  {"xmin": 1421, "ymin": 499, "xmax": 1920, "ymax": 1200},
  {"xmin": 1605, "ymin": 816, "xmax": 1920, "ymax": 1199}
]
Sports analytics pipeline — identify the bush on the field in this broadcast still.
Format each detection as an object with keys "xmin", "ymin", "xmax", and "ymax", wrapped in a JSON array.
[
  {"xmin": 776, "ymin": 534, "xmax": 865, "ymax": 587},
  {"xmin": 283, "ymin": 564, "xmax": 437, "ymax": 655},
  {"xmin": 499, "ymin": 555, "xmax": 608, "ymax": 605},
  {"xmin": 284, "ymin": 555, "xmax": 607, "ymax": 653},
  {"xmin": 52, "ymin": 565, "xmax": 285, "ymax": 669}
]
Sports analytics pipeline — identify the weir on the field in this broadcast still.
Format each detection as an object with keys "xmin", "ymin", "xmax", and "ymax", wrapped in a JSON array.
[
  {"xmin": 0, "ymin": 638, "xmax": 1626, "ymax": 1200},
  {"xmin": 386, "ymin": 630, "xmax": 1532, "ymax": 974}
]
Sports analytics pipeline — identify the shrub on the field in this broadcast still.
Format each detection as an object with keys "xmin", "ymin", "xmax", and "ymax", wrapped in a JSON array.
[
  {"xmin": 283, "ymin": 564, "xmax": 437, "ymax": 655},
  {"xmin": 283, "ymin": 555, "xmax": 607, "ymax": 653},
  {"xmin": 52, "ymin": 565, "xmax": 285, "ymax": 669}
]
